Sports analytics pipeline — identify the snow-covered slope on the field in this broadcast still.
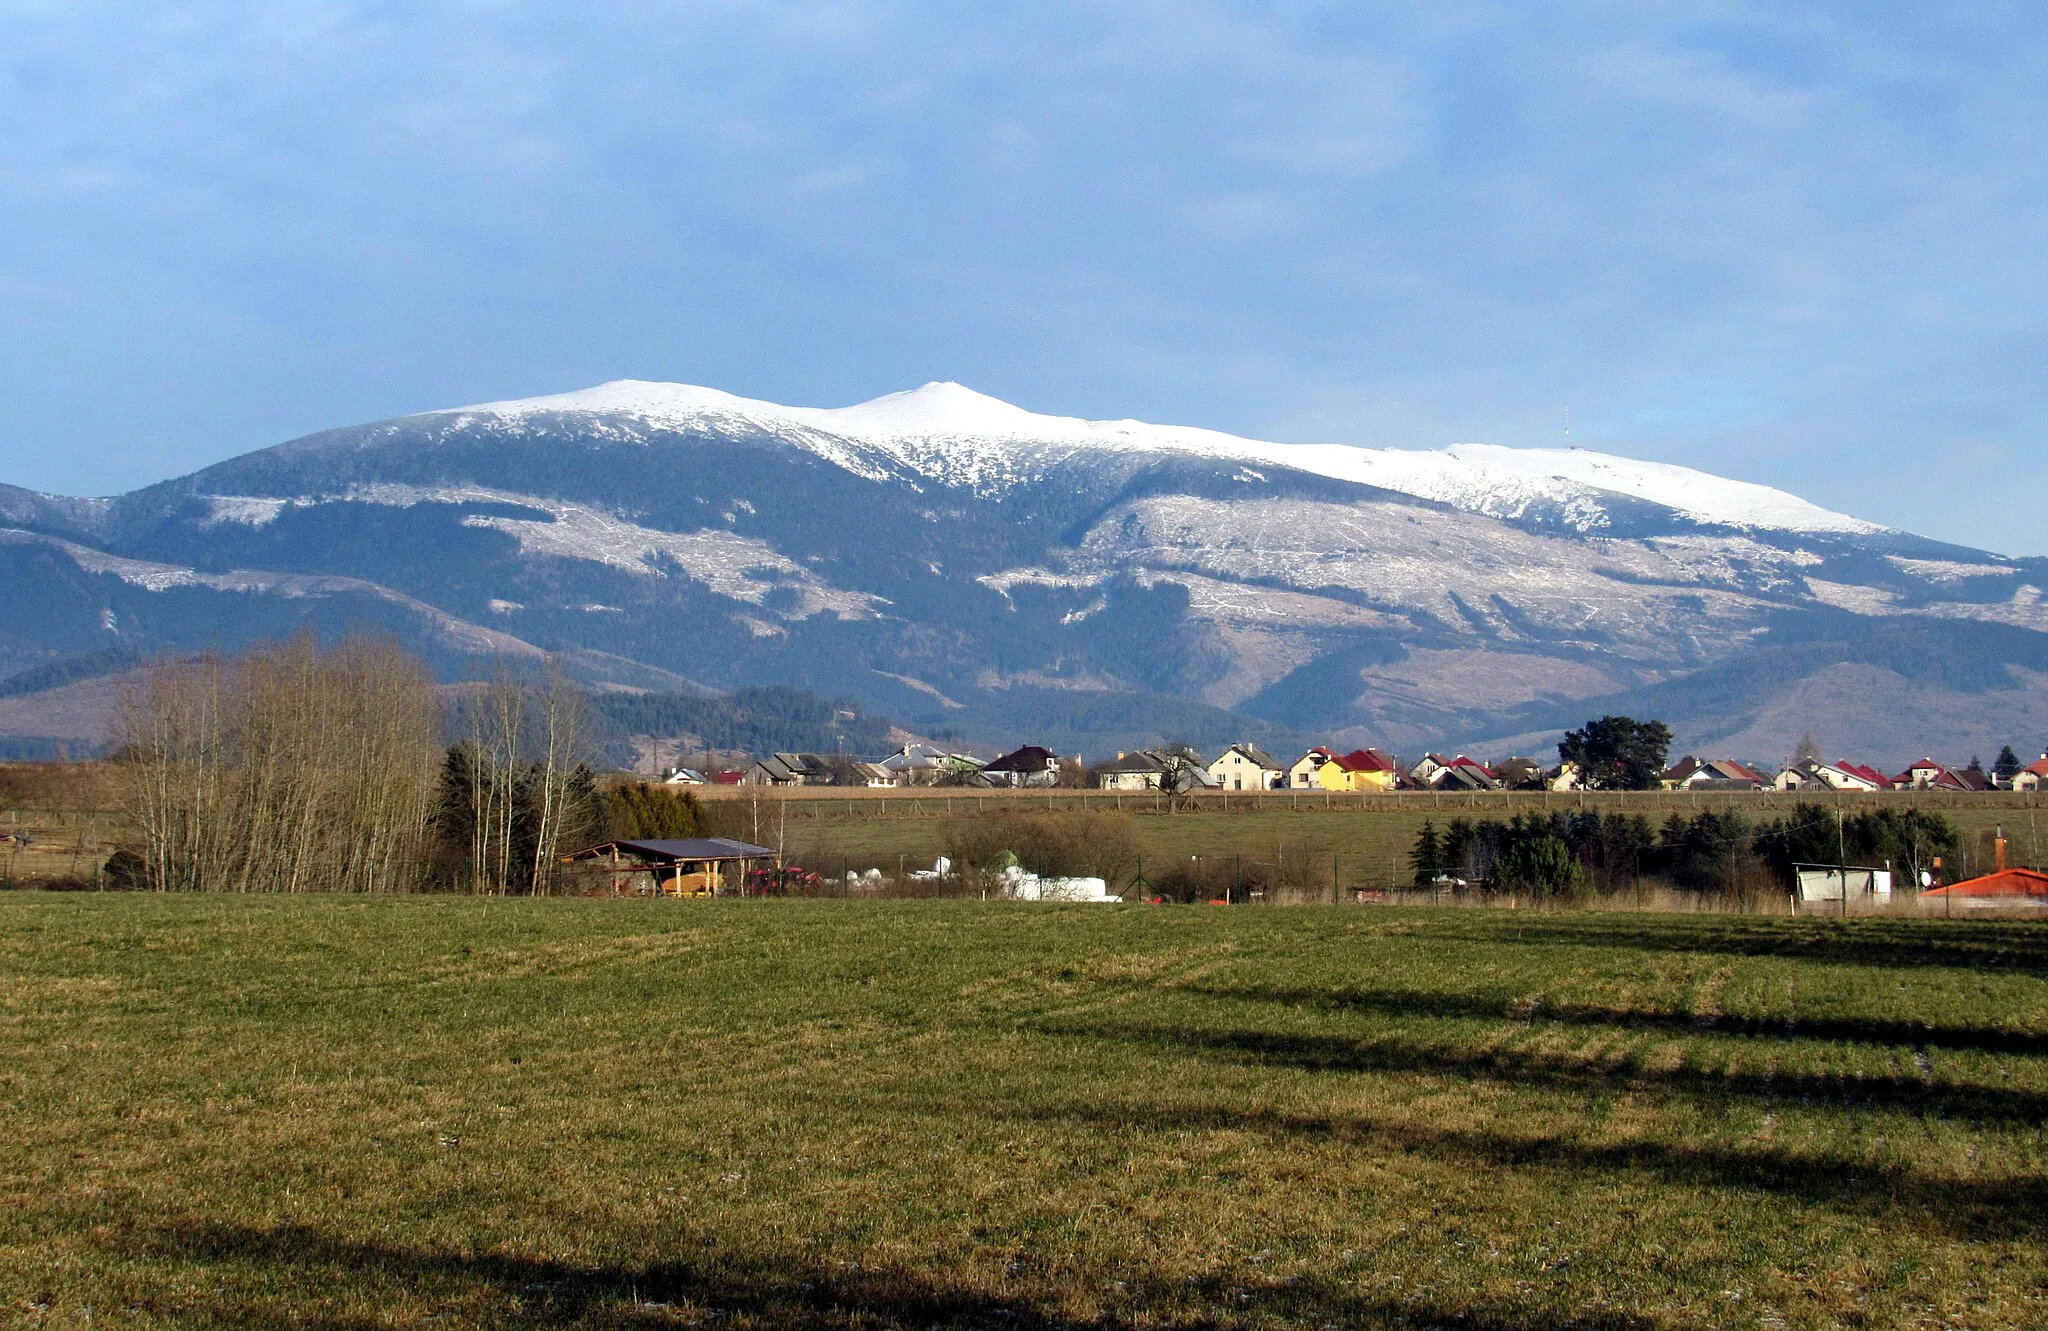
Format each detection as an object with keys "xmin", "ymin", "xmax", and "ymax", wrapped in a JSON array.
[
  {"xmin": 9, "ymin": 375, "xmax": 2040, "ymax": 760},
  {"xmin": 434, "ymin": 380, "xmax": 1882, "ymax": 535}
]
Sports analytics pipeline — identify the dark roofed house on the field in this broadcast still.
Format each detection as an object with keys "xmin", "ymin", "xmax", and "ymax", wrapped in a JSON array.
[
  {"xmin": 561, "ymin": 837, "xmax": 779, "ymax": 897},
  {"xmin": 743, "ymin": 752, "xmax": 819, "ymax": 786},
  {"xmin": 1493, "ymin": 757, "xmax": 1545, "ymax": 790},
  {"xmin": 982, "ymin": 745, "xmax": 1062, "ymax": 788},
  {"xmin": 1097, "ymin": 750, "xmax": 1171, "ymax": 791},
  {"xmin": 1669, "ymin": 758, "xmax": 1768, "ymax": 790}
]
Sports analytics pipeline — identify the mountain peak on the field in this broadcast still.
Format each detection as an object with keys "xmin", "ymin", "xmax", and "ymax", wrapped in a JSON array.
[
  {"xmin": 420, "ymin": 378, "xmax": 1881, "ymax": 536},
  {"xmin": 812, "ymin": 381, "xmax": 1060, "ymax": 438}
]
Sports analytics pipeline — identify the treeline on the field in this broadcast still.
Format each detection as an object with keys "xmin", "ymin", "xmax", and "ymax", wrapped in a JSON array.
[
  {"xmin": 588, "ymin": 686, "xmax": 894, "ymax": 759},
  {"xmin": 1412, "ymin": 805, "xmax": 1960, "ymax": 902},
  {"xmin": 0, "ymin": 646, "xmax": 141, "ymax": 700},
  {"xmin": 110, "ymin": 635, "xmax": 726, "ymax": 894}
]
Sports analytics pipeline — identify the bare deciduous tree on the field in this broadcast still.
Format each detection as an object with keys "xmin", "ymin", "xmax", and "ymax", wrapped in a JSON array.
[
  {"xmin": 440, "ymin": 661, "xmax": 600, "ymax": 895},
  {"xmin": 114, "ymin": 635, "xmax": 441, "ymax": 893}
]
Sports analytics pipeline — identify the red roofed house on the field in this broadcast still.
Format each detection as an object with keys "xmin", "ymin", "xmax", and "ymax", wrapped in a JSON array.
[
  {"xmin": 1834, "ymin": 762, "xmax": 1895, "ymax": 791},
  {"xmin": 1287, "ymin": 746, "xmax": 1338, "ymax": 789},
  {"xmin": 2011, "ymin": 756, "xmax": 2048, "ymax": 792},
  {"xmin": 1894, "ymin": 759, "xmax": 1993, "ymax": 792},
  {"xmin": 1919, "ymin": 834, "xmax": 2048, "ymax": 908},
  {"xmin": 1409, "ymin": 753, "xmax": 1499, "ymax": 790}
]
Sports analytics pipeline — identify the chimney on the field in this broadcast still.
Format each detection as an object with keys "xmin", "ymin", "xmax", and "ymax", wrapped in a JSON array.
[{"xmin": 1996, "ymin": 826, "xmax": 2007, "ymax": 873}]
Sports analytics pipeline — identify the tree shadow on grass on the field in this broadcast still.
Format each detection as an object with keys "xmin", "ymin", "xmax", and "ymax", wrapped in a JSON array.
[
  {"xmin": 1185, "ymin": 981, "xmax": 2048, "ymax": 1058},
  {"xmin": 1034, "ymin": 1019, "xmax": 2048, "ymax": 1127},
  {"xmin": 1425, "ymin": 915, "xmax": 2048, "ymax": 975},
  {"xmin": 998, "ymin": 1097, "xmax": 2048, "ymax": 1243},
  {"xmin": 111, "ymin": 1217, "xmax": 1658, "ymax": 1330}
]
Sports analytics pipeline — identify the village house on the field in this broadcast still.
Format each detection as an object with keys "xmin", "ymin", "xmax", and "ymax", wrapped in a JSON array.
[
  {"xmin": 1773, "ymin": 760, "xmax": 1893, "ymax": 792},
  {"xmin": 1492, "ymin": 756, "xmax": 1546, "ymax": 790},
  {"xmin": 1434, "ymin": 761, "xmax": 1499, "ymax": 792},
  {"xmin": 1317, "ymin": 748, "xmax": 1399, "ymax": 792},
  {"xmin": 1096, "ymin": 750, "xmax": 1172, "ymax": 791},
  {"xmin": 1206, "ymin": 743, "xmax": 1282, "ymax": 791},
  {"xmin": 1409, "ymin": 753, "xmax": 1498, "ymax": 791},
  {"xmin": 1919, "ymin": 832, "xmax": 2048, "ymax": 908},
  {"xmin": 1287, "ymin": 747, "xmax": 1337, "ymax": 788},
  {"xmin": 741, "ymin": 753, "xmax": 899, "ymax": 787},
  {"xmin": 1893, "ymin": 758, "xmax": 1993, "ymax": 792},
  {"xmin": 876, "ymin": 743, "xmax": 985, "ymax": 785},
  {"xmin": 1663, "ymin": 757, "xmax": 1770, "ymax": 790},
  {"xmin": 982, "ymin": 745, "xmax": 1063, "ymax": 788},
  {"xmin": 2012, "ymin": 756, "xmax": 2048, "ymax": 792},
  {"xmin": 743, "ymin": 752, "xmax": 821, "ymax": 786}
]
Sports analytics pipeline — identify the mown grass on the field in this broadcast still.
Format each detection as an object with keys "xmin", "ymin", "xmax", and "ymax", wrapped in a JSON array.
[
  {"xmin": 734, "ymin": 797, "xmax": 2048, "ymax": 896},
  {"xmin": 3, "ymin": 896, "xmax": 2047, "ymax": 1328}
]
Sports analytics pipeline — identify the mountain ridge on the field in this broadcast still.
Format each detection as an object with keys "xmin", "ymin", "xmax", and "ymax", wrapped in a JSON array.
[{"xmin": 1, "ymin": 380, "xmax": 2040, "ymax": 764}]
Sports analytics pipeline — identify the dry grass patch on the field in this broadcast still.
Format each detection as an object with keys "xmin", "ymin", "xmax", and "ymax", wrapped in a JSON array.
[{"xmin": 1, "ymin": 897, "xmax": 2045, "ymax": 1328}]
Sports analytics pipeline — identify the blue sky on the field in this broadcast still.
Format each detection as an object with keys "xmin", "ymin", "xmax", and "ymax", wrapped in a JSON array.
[{"xmin": 3, "ymin": 2, "xmax": 2044, "ymax": 551}]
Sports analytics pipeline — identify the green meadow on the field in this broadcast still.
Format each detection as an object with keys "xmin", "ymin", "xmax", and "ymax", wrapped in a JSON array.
[{"xmin": 4, "ymin": 895, "xmax": 2046, "ymax": 1328}]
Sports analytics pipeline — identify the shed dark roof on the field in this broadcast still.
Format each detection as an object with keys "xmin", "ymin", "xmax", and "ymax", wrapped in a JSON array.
[{"xmin": 570, "ymin": 838, "xmax": 778, "ymax": 863}]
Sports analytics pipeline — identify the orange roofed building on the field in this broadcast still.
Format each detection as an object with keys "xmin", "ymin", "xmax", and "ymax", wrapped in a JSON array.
[
  {"xmin": 1918, "ymin": 834, "xmax": 2048, "ymax": 908},
  {"xmin": 1317, "ymin": 747, "xmax": 1399, "ymax": 792}
]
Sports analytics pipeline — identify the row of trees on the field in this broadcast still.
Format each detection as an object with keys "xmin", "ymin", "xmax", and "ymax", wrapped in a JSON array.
[
  {"xmin": 1411, "ymin": 805, "xmax": 1960, "ymax": 902},
  {"xmin": 111, "ymin": 635, "xmax": 708, "ymax": 894}
]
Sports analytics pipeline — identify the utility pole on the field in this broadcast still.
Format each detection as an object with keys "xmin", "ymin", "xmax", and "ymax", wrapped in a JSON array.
[{"xmin": 1838, "ymin": 808, "xmax": 1848, "ymax": 920}]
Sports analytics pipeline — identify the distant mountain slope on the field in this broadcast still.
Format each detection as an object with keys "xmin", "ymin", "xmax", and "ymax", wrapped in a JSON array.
[{"xmin": 1, "ymin": 380, "xmax": 2041, "ymax": 761}]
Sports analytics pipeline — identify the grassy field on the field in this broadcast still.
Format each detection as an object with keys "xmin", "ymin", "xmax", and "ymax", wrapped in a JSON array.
[
  {"xmin": 10, "ymin": 761, "xmax": 2048, "ymax": 897},
  {"xmin": 710, "ymin": 789, "xmax": 2048, "ymax": 898},
  {"xmin": 4, "ymin": 896, "xmax": 2047, "ymax": 1328}
]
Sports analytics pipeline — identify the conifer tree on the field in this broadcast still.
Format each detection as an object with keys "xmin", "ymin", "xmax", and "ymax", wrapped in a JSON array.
[{"xmin": 1410, "ymin": 820, "xmax": 1443, "ymax": 888}]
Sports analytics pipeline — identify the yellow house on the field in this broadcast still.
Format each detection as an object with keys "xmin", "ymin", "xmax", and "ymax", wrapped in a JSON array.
[{"xmin": 1316, "ymin": 747, "xmax": 1399, "ymax": 792}]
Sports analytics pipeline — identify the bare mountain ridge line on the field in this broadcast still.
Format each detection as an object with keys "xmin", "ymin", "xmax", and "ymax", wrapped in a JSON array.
[{"xmin": 1, "ymin": 379, "xmax": 2043, "ymax": 760}]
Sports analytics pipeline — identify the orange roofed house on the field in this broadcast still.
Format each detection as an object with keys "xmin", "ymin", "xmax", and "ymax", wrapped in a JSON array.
[
  {"xmin": 1919, "ymin": 833, "xmax": 2048, "ymax": 909},
  {"xmin": 1316, "ymin": 747, "xmax": 1399, "ymax": 792}
]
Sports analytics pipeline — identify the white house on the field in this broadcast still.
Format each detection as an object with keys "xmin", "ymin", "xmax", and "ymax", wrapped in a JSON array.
[
  {"xmin": 1206, "ymin": 744, "xmax": 1282, "ymax": 791},
  {"xmin": 1287, "ymin": 747, "xmax": 1337, "ymax": 789}
]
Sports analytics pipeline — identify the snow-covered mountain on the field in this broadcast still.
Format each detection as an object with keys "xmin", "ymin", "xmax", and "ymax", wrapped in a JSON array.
[
  {"xmin": 427, "ymin": 380, "xmax": 1883, "ymax": 534},
  {"xmin": 3, "ymin": 380, "xmax": 2043, "ymax": 762}
]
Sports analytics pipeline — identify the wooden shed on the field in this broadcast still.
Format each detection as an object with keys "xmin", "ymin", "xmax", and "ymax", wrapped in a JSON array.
[{"xmin": 561, "ymin": 837, "xmax": 778, "ymax": 897}]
